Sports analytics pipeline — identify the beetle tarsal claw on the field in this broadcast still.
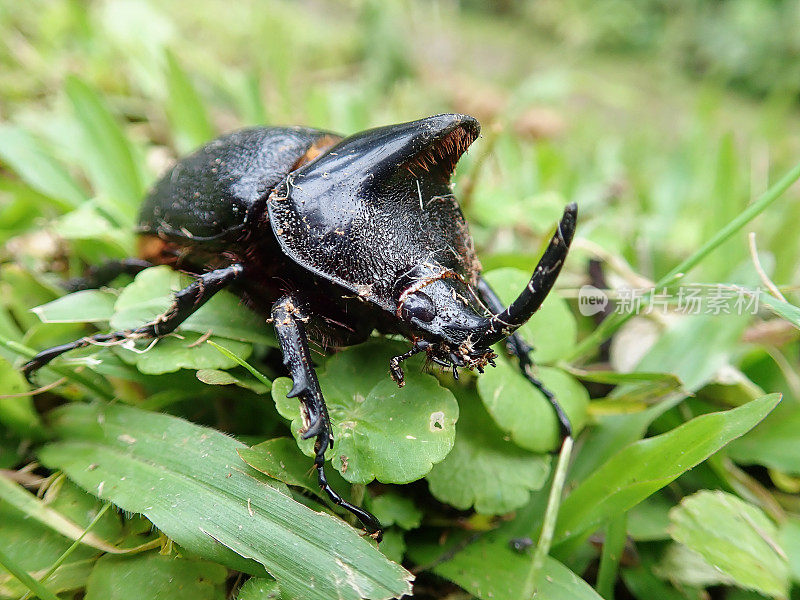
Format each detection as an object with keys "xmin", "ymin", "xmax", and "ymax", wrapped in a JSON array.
[{"xmin": 389, "ymin": 344, "xmax": 424, "ymax": 387}]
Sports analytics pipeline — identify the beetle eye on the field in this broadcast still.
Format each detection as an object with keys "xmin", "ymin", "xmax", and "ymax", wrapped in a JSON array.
[{"xmin": 401, "ymin": 292, "xmax": 436, "ymax": 323}]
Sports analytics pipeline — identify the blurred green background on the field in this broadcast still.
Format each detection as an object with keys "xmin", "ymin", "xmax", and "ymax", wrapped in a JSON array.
[
  {"xmin": 3, "ymin": 2, "xmax": 800, "ymax": 599},
  {"xmin": 3, "ymin": 0, "xmax": 800, "ymax": 285}
]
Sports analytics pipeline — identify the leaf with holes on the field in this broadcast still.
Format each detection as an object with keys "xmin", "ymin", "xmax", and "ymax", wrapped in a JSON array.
[
  {"xmin": 426, "ymin": 388, "xmax": 551, "ymax": 514},
  {"xmin": 272, "ymin": 340, "xmax": 459, "ymax": 485}
]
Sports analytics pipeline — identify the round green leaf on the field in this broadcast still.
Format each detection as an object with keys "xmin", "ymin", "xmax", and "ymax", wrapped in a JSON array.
[
  {"xmin": 477, "ymin": 360, "xmax": 588, "ymax": 453},
  {"xmin": 272, "ymin": 341, "xmax": 459, "ymax": 484},
  {"xmin": 482, "ymin": 267, "xmax": 576, "ymax": 363},
  {"xmin": 427, "ymin": 389, "xmax": 551, "ymax": 514},
  {"xmin": 368, "ymin": 493, "xmax": 422, "ymax": 530}
]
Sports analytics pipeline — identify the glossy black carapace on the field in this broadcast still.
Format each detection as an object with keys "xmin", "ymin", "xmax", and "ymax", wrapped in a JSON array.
[{"xmin": 23, "ymin": 114, "xmax": 577, "ymax": 537}]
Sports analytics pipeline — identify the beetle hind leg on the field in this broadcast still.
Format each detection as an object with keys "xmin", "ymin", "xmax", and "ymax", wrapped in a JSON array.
[
  {"xmin": 271, "ymin": 295, "xmax": 382, "ymax": 538},
  {"xmin": 476, "ymin": 277, "xmax": 572, "ymax": 441},
  {"xmin": 22, "ymin": 264, "xmax": 244, "ymax": 381}
]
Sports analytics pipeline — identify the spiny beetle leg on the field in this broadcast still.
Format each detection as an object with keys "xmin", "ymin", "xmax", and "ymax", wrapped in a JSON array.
[
  {"xmin": 63, "ymin": 258, "xmax": 153, "ymax": 292},
  {"xmin": 476, "ymin": 277, "xmax": 572, "ymax": 440},
  {"xmin": 22, "ymin": 264, "xmax": 244, "ymax": 381},
  {"xmin": 271, "ymin": 295, "xmax": 383, "ymax": 538}
]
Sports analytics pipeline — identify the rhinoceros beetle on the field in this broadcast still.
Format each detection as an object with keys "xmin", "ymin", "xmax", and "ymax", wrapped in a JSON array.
[{"xmin": 23, "ymin": 114, "xmax": 577, "ymax": 537}]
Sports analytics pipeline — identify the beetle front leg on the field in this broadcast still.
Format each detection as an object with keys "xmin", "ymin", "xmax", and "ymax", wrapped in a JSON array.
[
  {"xmin": 22, "ymin": 264, "xmax": 243, "ymax": 380},
  {"xmin": 476, "ymin": 278, "xmax": 572, "ymax": 440},
  {"xmin": 271, "ymin": 295, "xmax": 383, "ymax": 538}
]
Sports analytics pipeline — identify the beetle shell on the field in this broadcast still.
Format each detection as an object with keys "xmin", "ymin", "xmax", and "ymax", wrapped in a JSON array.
[{"xmin": 138, "ymin": 127, "xmax": 340, "ymax": 246}]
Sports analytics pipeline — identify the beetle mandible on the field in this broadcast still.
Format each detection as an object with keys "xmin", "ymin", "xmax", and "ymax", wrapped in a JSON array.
[{"xmin": 23, "ymin": 114, "xmax": 577, "ymax": 537}]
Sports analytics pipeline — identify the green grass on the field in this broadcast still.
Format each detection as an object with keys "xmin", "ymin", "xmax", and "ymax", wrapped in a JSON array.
[{"xmin": 2, "ymin": 2, "xmax": 800, "ymax": 599}]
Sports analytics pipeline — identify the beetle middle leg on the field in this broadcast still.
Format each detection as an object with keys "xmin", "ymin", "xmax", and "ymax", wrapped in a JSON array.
[
  {"xmin": 477, "ymin": 277, "xmax": 573, "ymax": 440},
  {"xmin": 271, "ymin": 294, "xmax": 382, "ymax": 537},
  {"xmin": 22, "ymin": 264, "xmax": 244, "ymax": 380}
]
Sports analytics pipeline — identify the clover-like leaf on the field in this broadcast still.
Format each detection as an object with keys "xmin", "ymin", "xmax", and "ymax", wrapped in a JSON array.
[
  {"xmin": 669, "ymin": 490, "xmax": 789, "ymax": 597},
  {"xmin": 427, "ymin": 388, "xmax": 551, "ymax": 514},
  {"xmin": 477, "ymin": 358, "xmax": 589, "ymax": 453},
  {"xmin": 368, "ymin": 493, "xmax": 422, "ymax": 530},
  {"xmin": 272, "ymin": 340, "xmax": 459, "ymax": 484},
  {"xmin": 482, "ymin": 267, "xmax": 576, "ymax": 364}
]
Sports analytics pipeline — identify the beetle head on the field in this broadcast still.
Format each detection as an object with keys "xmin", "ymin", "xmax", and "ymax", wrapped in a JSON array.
[
  {"xmin": 391, "ymin": 203, "xmax": 577, "ymax": 385},
  {"xmin": 391, "ymin": 263, "xmax": 498, "ymax": 383}
]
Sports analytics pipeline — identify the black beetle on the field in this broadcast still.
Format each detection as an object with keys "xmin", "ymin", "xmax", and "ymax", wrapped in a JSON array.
[{"xmin": 23, "ymin": 114, "xmax": 577, "ymax": 537}]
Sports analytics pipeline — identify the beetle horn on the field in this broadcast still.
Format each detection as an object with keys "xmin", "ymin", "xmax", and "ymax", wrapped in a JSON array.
[{"xmin": 477, "ymin": 203, "xmax": 577, "ymax": 347}]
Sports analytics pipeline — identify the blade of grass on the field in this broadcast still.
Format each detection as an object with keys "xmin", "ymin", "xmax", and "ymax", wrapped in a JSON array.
[
  {"xmin": 0, "ymin": 547, "xmax": 60, "ymax": 600},
  {"xmin": 0, "ymin": 125, "xmax": 87, "ymax": 209},
  {"xmin": 0, "ymin": 476, "xmax": 125, "ymax": 554},
  {"xmin": 18, "ymin": 503, "xmax": 112, "ymax": 600},
  {"xmin": 39, "ymin": 403, "xmax": 414, "ymax": 599},
  {"xmin": 65, "ymin": 76, "xmax": 144, "ymax": 223},
  {"xmin": 595, "ymin": 513, "xmax": 627, "ymax": 599},
  {"xmin": 165, "ymin": 50, "xmax": 215, "ymax": 152},
  {"xmin": 523, "ymin": 435, "xmax": 574, "ymax": 597},
  {"xmin": 207, "ymin": 340, "xmax": 272, "ymax": 390},
  {"xmin": 569, "ymin": 160, "xmax": 800, "ymax": 361}
]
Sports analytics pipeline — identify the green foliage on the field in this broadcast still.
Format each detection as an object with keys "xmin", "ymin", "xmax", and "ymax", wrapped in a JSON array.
[
  {"xmin": 272, "ymin": 341, "xmax": 459, "ymax": 485},
  {"xmin": 669, "ymin": 491, "xmax": 789, "ymax": 597},
  {"xmin": 84, "ymin": 554, "xmax": 228, "ymax": 600},
  {"xmin": 38, "ymin": 403, "xmax": 412, "ymax": 600},
  {"xmin": 2, "ymin": 1, "xmax": 800, "ymax": 598},
  {"xmin": 555, "ymin": 395, "xmax": 780, "ymax": 543},
  {"xmin": 426, "ymin": 388, "xmax": 551, "ymax": 514}
]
